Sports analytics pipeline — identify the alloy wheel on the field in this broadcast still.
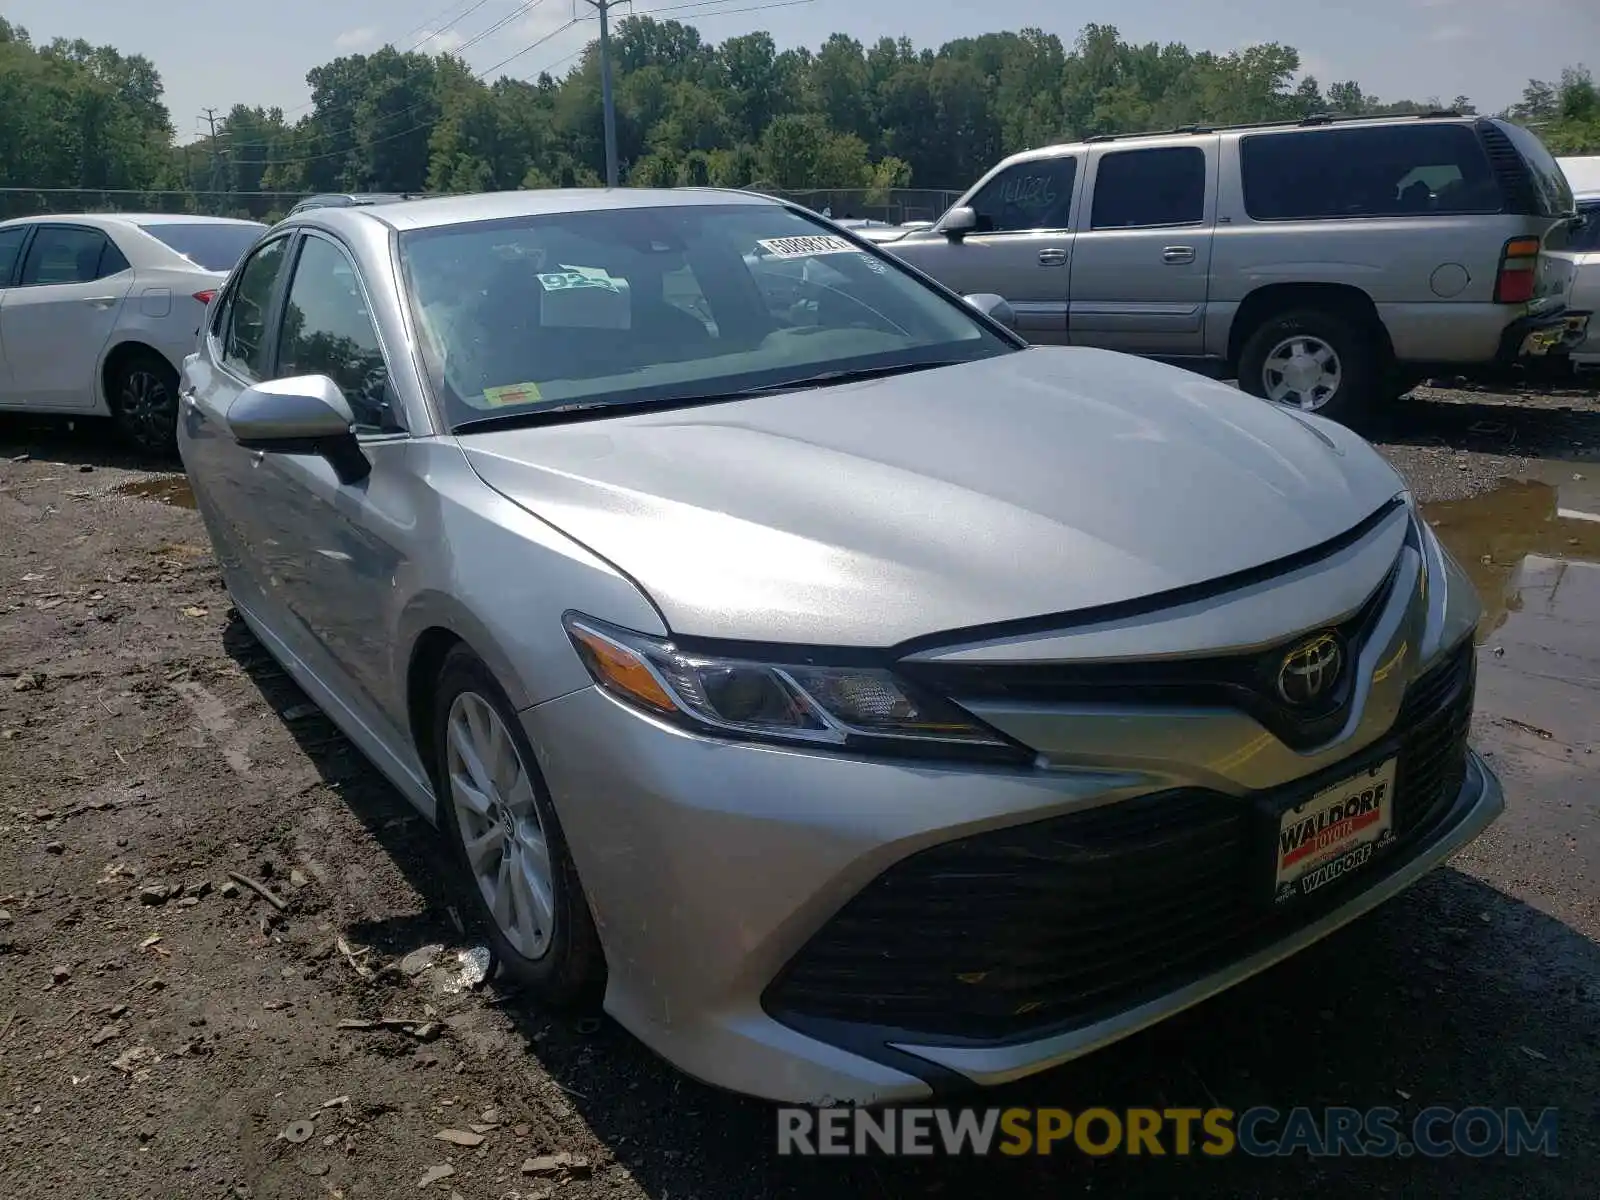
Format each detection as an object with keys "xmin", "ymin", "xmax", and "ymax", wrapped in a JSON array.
[
  {"xmin": 120, "ymin": 368, "xmax": 175, "ymax": 447},
  {"xmin": 445, "ymin": 691, "xmax": 556, "ymax": 959},
  {"xmin": 1262, "ymin": 335, "xmax": 1343, "ymax": 411}
]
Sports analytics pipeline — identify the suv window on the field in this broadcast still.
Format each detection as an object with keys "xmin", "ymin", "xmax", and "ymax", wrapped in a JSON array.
[
  {"xmin": 0, "ymin": 227, "xmax": 26, "ymax": 284},
  {"xmin": 1241, "ymin": 124, "xmax": 1502, "ymax": 221},
  {"xmin": 1090, "ymin": 147, "xmax": 1206, "ymax": 229},
  {"xmin": 966, "ymin": 158, "xmax": 1077, "ymax": 233},
  {"xmin": 276, "ymin": 235, "xmax": 399, "ymax": 433},
  {"xmin": 18, "ymin": 226, "xmax": 127, "ymax": 285},
  {"xmin": 1494, "ymin": 120, "xmax": 1573, "ymax": 217},
  {"xmin": 222, "ymin": 236, "xmax": 290, "ymax": 381}
]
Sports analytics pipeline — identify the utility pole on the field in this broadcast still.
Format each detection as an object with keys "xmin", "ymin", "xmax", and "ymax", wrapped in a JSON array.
[
  {"xmin": 201, "ymin": 108, "xmax": 226, "ymax": 215},
  {"xmin": 585, "ymin": 0, "xmax": 620, "ymax": 187}
]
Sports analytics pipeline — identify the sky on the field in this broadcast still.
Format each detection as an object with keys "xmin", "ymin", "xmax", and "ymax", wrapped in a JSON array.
[{"xmin": 5, "ymin": 0, "xmax": 1597, "ymax": 148}]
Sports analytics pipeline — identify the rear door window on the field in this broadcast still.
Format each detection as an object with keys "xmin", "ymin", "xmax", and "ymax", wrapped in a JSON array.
[
  {"xmin": 1241, "ymin": 125, "xmax": 1503, "ymax": 220},
  {"xmin": 17, "ymin": 226, "xmax": 123, "ymax": 285},
  {"xmin": 965, "ymin": 158, "xmax": 1078, "ymax": 233},
  {"xmin": 1090, "ymin": 147, "xmax": 1206, "ymax": 229}
]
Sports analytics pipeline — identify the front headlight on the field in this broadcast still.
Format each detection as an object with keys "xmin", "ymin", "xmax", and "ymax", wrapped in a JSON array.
[{"xmin": 563, "ymin": 614, "xmax": 1026, "ymax": 763}]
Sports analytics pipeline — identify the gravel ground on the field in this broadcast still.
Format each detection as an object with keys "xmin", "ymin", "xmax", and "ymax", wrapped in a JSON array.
[{"xmin": 1, "ymin": 380, "xmax": 1597, "ymax": 1199}]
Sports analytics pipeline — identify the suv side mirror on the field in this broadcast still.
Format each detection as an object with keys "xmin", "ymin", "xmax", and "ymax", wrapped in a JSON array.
[
  {"xmin": 963, "ymin": 293, "xmax": 1017, "ymax": 331},
  {"xmin": 941, "ymin": 206, "xmax": 978, "ymax": 240},
  {"xmin": 229, "ymin": 375, "xmax": 371, "ymax": 485}
]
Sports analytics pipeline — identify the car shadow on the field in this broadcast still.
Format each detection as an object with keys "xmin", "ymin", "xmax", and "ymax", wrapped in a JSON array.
[
  {"xmin": 0, "ymin": 411, "xmax": 180, "ymax": 471},
  {"xmin": 218, "ymin": 591, "xmax": 1600, "ymax": 1198},
  {"xmin": 1374, "ymin": 386, "xmax": 1600, "ymax": 462}
]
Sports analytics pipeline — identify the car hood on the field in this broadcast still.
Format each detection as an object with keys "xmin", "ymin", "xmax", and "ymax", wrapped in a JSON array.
[{"xmin": 460, "ymin": 347, "xmax": 1403, "ymax": 647}]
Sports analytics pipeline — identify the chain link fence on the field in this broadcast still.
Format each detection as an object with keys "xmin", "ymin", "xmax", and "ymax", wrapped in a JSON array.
[
  {"xmin": 0, "ymin": 189, "xmax": 318, "ymax": 223},
  {"xmin": 746, "ymin": 187, "xmax": 963, "ymax": 224},
  {"xmin": 0, "ymin": 186, "xmax": 965, "ymax": 226}
]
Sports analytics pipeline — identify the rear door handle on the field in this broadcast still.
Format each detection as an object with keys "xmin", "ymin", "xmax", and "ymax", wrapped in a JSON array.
[
  {"xmin": 1038, "ymin": 248, "xmax": 1068, "ymax": 267},
  {"xmin": 1162, "ymin": 246, "xmax": 1196, "ymax": 264},
  {"xmin": 83, "ymin": 296, "xmax": 118, "ymax": 308}
]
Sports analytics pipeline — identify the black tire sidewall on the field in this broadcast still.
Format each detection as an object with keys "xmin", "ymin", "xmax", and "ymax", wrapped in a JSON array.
[
  {"xmin": 111, "ymin": 352, "xmax": 180, "ymax": 455},
  {"xmin": 1238, "ymin": 309, "xmax": 1382, "ymax": 427},
  {"xmin": 430, "ymin": 647, "xmax": 604, "ymax": 1008}
]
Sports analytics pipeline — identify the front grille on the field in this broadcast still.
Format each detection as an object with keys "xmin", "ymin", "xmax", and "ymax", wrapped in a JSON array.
[
  {"xmin": 898, "ymin": 564, "xmax": 1399, "ymax": 753},
  {"xmin": 764, "ymin": 640, "xmax": 1476, "ymax": 1043}
]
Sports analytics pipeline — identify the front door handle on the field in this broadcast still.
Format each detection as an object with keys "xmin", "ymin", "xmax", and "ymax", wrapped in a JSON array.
[
  {"xmin": 1038, "ymin": 248, "xmax": 1068, "ymax": 267},
  {"xmin": 1162, "ymin": 246, "xmax": 1196, "ymax": 264}
]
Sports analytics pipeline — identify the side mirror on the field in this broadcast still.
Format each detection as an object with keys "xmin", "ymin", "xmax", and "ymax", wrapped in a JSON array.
[
  {"xmin": 941, "ymin": 206, "xmax": 978, "ymax": 240},
  {"xmin": 964, "ymin": 293, "xmax": 1017, "ymax": 331},
  {"xmin": 229, "ymin": 375, "xmax": 370, "ymax": 485}
]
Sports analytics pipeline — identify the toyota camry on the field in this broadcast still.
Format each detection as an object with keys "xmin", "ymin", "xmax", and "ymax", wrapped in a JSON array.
[{"xmin": 178, "ymin": 188, "xmax": 1502, "ymax": 1104}]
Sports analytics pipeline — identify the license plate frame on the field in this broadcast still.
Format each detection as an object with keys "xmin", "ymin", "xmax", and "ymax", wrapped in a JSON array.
[{"xmin": 1257, "ymin": 756, "xmax": 1398, "ymax": 908}]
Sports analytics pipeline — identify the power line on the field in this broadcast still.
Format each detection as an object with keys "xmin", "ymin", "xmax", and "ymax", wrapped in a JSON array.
[
  {"xmin": 228, "ymin": 1, "xmax": 565, "ymax": 153},
  {"xmin": 407, "ymin": 0, "xmax": 495, "ymax": 51},
  {"xmin": 210, "ymin": 0, "xmax": 813, "ymax": 168},
  {"xmin": 448, "ymin": 0, "xmax": 554, "ymax": 60},
  {"xmin": 243, "ymin": 18, "xmax": 583, "ymax": 167}
]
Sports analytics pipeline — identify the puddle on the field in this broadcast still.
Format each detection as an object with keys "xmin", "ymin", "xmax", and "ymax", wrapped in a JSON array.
[
  {"xmin": 1424, "ymin": 470, "xmax": 1599, "ymax": 869},
  {"xmin": 1422, "ymin": 472, "xmax": 1600, "ymax": 642},
  {"xmin": 114, "ymin": 475, "xmax": 196, "ymax": 509}
]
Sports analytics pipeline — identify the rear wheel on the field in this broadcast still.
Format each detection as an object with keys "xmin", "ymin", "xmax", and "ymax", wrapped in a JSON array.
[
  {"xmin": 431, "ymin": 646, "xmax": 605, "ymax": 1008},
  {"xmin": 1238, "ymin": 309, "xmax": 1384, "ymax": 428},
  {"xmin": 110, "ymin": 350, "xmax": 180, "ymax": 456}
]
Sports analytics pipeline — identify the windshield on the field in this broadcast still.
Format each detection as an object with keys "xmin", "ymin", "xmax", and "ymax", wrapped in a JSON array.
[
  {"xmin": 137, "ymin": 221, "xmax": 266, "ymax": 271},
  {"xmin": 398, "ymin": 203, "xmax": 1015, "ymax": 428}
]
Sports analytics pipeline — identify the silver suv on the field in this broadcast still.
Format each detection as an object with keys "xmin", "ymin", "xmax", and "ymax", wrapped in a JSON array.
[{"xmin": 883, "ymin": 113, "xmax": 1586, "ymax": 424}]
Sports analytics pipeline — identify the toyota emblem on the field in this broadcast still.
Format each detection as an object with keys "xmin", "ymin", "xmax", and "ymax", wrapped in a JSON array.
[{"xmin": 1276, "ymin": 633, "xmax": 1344, "ymax": 708}]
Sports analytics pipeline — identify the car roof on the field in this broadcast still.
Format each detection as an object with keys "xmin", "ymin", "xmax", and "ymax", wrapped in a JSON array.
[
  {"xmin": 331, "ymin": 187, "xmax": 779, "ymax": 232},
  {"xmin": 1000, "ymin": 111, "xmax": 1481, "ymax": 165},
  {"xmin": 0, "ymin": 212, "xmax": 264, "ymax": 231}
]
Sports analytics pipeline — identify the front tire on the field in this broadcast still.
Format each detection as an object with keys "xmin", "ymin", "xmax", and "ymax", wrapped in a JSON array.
[
  {"xmin": 1238, "ymin": 309, "xmax": 1384, "ymax": 428},
  {"xmin": 110, "ymin": 350, "xmax": 180, "ymax": 456},
  {"xmin": 431, "ymin": 646, "xmax": 605, "ymax": 1008}
]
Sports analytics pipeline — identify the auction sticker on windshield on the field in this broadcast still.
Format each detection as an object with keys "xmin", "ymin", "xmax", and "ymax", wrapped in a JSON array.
[
  {"xmin": 757, "ymin": 235, "xmax": 859, "ymax": 259},
  {"xmin": 1272, "ymin": 758, "xmax": 1396, "ymax": 905}
]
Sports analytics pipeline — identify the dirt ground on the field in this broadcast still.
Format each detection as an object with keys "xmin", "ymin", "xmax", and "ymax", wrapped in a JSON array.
[{"xmin": 2, "ymin": 380, "xmax": 1598, "ymax": 1199}]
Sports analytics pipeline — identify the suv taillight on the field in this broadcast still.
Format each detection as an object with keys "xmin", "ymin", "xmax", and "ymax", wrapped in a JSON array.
[{"xmin": 1493, "ymin": 236, "xmax": 1541, "ymax": 304}]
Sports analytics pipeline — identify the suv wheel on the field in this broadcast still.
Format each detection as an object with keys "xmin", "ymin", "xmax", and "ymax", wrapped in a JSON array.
[
  {"xmin": 1239, "ymin": 310, "xmax": 1382, "ymax": 427},
  {"xmin": 111, "ymin": 351, "xmax": 181, "ymax": 456},
  {"xmin": 431, "ymin": 646, "xmax": 605, "ymax": 1008}
]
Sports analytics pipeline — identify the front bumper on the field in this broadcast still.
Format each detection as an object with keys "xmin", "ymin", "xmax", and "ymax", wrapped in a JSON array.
[{"xmin": 523, "ymin": 672, "xmax": 1503, "ymax": 1105}]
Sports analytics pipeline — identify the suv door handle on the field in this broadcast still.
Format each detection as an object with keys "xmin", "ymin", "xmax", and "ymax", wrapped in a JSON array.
[
  {"xmin": 1037, "ymin": 248, "xmax": 1068, "ymax": 267},
  {"xmin": 1162, "ymin": 246, "xmax": 1196, "ymax": 264}
]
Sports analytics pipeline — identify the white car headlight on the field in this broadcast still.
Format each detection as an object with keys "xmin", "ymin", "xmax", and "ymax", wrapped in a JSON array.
[{"xmin": 564, "ymin": 615, "xmax": 1026, "ymax": 763}]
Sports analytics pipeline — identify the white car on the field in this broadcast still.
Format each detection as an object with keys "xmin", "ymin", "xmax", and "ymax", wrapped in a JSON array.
[
  {"xmin": 0, "ymin": 213, "xmax": 267, "ymax": 451},
  {"xmin": 1562, "ymin": 192, "xmax": 1600, "ymax": 371}
]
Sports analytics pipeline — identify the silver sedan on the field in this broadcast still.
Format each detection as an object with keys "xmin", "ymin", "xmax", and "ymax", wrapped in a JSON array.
[{"xmin": 178, "ymin": 188, "xmax": 1503, "ymax": 1104}]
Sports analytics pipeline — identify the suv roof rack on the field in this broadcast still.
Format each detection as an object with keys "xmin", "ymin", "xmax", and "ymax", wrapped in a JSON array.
[{"xmin": 1056, "ymin": 109, "xmax": 1466, "ymax": 147}]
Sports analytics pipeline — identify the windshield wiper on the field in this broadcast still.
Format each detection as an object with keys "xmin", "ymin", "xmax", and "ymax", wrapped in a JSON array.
[{"xmin": 450, "ymin": 360, "xmax": 968, "ymax": 435}]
